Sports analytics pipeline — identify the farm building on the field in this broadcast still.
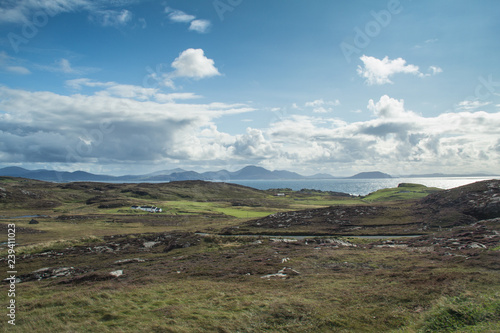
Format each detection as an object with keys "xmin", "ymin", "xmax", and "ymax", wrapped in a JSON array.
[{"xmin": 131, "ymin": 205, "xmax": 162, "ymax": 213}]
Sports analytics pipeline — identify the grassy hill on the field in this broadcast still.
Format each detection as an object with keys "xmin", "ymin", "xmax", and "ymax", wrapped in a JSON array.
[{"xmin": 362, "ymin": 183, "xmax": 442, "ymax": 202}]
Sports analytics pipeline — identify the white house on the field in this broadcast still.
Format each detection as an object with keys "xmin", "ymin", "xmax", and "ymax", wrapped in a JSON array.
[{"xmin": 131, "ymin": 205, "xmax": 162, "ymax": 213}]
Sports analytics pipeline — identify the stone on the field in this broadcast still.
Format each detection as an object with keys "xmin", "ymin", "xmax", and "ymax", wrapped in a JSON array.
[
  {"xmin": 143, "ymin": 241, "xmax": 159, "ymax": 248},
  {"xmin": 114, "ymin": 258, "xmax": 145, "ymax": 265},
  {"xmin": 109, "ymin": 270, "xmax": 123, "ymax": 277}
]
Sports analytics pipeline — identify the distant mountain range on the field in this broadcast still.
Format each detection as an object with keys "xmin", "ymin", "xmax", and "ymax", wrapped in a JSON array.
[{"xmin": 0, "ymin": 166, "xmax": 495, "ymax": 183}]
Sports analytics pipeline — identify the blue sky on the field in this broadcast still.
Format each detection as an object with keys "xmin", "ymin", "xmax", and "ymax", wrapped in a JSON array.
[{"xmin": 0, "ymin": 0, "xmax": 499, "ymax": 176}]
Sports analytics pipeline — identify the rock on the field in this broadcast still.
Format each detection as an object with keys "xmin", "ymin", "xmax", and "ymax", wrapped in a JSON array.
[
  {"xmin": 114, "ymin": 258, "xmax": 145, "ymax": 265},
  {"xmin": 32, "ymin": 267, "xmax": 51, "ymax": 274},
  {"xmin": 332, "ymin": 239, "xmax": 357, "ymax": 247},
  {"xmin": 109, "ymin": 270, "xmax": 123, "ymax": 277},
  {"xmin": 279, "ymin": 267, "xmax": 300, "ymax": 276},
  {"xmin": 261, "ymin": 267, "xmax": 300, "ymax": 279},
  {"xmin": 270, "ymin": 238, "xmax": 297, "ymax": 243},
  {"xmin": 261, "ymin": 272, "xmax": 287, "ymax": 279},
  {"xmin": 92, "ymin": 246, "xmax": 115, "ymax": 253},
  {"xmin": 51, "ymin": 267, "xmax": 74, "ymax": 277},
  {"xmin": 143, "ymin": 241, "xmax": 159, "ymax": 248},
  {"xmin": 468, "ymin": 242, "xmax": 487, "ymax": 249}
]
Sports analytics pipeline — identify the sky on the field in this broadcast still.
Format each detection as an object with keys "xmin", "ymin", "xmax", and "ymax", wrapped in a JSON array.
[{"xmin": 0, "ymin": 0, "xmax": 499, "ymax": 177}]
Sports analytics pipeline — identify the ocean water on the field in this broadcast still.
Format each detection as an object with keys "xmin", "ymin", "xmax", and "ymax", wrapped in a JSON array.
[{"xmin": 226, "ymin": 177, "xmax": 496, "ymax": 196}]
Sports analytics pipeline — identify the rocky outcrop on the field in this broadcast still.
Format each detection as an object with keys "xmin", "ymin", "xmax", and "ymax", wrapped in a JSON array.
[
  {"xmin": 415, "ymin": 179, "xmax": 500, "ymax": 227},
  {"xmin": 247, "ymin": 206, "xmax": 383, "ymax": 229}
]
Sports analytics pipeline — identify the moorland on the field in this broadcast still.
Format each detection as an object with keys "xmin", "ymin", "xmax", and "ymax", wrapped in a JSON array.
[{"xmin": 0, "ymin": 177, "xmax": 499, "ymax": 332}]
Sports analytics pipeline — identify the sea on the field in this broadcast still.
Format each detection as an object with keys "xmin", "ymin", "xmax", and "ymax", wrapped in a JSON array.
[{"xmin": 225, "ymin": 177, "xmax": 497, "ymax": 196}]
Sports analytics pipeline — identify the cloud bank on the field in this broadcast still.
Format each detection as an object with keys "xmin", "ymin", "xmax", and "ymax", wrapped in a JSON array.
[{"xmin": 0, "ymin": 84, "xmax": 498, "ymax": 176}]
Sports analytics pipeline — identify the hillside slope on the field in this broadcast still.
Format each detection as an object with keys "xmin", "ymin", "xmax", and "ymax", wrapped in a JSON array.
[
  {"xmin": 414, "ymin": 179, "xmax": 500, "ymax": 227},
  {"xmin": 0, "ymin": 177, "xmax": 269, "ymax": 211},
  {"xmin": 239, "ymin": 180, "xmax": 500, "ymax": 235}
]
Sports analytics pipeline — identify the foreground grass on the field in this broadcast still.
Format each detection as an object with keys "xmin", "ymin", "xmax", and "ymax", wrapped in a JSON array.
[
  {"xmin": 3, "ymin": 234, "xmax": 499, "ymax": 332},
  {"xmin": 417, "ymin": 294, "xmax": 500, "ymax": 333}
]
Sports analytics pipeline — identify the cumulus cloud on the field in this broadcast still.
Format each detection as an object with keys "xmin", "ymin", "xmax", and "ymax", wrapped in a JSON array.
[
  {"xmin": 170, "ymin": 48, "xmax": 220, "ymax": 79},
  {"xmin": 357, "ymin": 55, "xmax": 441, "ymax": 85},
  {"xmin": 357, "ymin": 55, "xmax": 422, "ymax": 85},
  {"xmin": 367, "ymin": 95, "xmax": 419, "ymax": 119},
  {"xmin": 133, "ymin": 48, "xmax": 221, "ymax": 89}
]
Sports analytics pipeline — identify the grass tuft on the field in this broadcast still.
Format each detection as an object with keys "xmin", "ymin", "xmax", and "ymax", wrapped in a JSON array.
[
  {"xmin": 11, "ymin": 235, "xmax": 103, "ymax": 255},
  {"xmin": 418, "ymin": 295, "xmax": 500, "ymax": 332}
]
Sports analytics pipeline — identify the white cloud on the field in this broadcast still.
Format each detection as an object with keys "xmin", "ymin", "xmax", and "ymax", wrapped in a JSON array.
[
  {"xmin": 164, "ymin": 6, "xmax": 211, "ymax": 34},
  {"xmin": 0, "ymin": 0, "xmax": 91, "ymax": 24},
  {"xmin": 59, "ymin": 58, "xmax": 77, "ymax": 73},
  {"xmin": 66, "ymin": 78, "xmax": 204, "ymax": 102},
  {"xmin": 429, "ymin": 66, "xmax": 443, "ymax": 75},
  {"xmin": 357, "ymin": 55, "xmax": 442, "ymax": 85},
  {"xmin": 170, "ymin": 48, "xmax": 221, "ymax": 79},
  {"xmin": 263, "ymin": 95, "xmax": 500, "ymax": 175},
  {"xmin": 367, "ymin": 95, "xmax": 419, "ymax": 119},
  {"xmin": 91, "ymin": 9, "xmax": 132, "ymax": 27},
  {"xmin": 305, "ymin": 99, "xmax": 324, "ymax": 107},
  {"xmin": 143, "ymin": 49, "xmax": 220, "ymax": 88},
  {"xmin": 413, "ymin": 39, "xmax": 439, "ymax": 50},
  {"xmin": 1, "ymin": 83, "xmax": 498, "ymax": 176},
  {"xmin": 305, "ymin": 99, "xmax": 340, "ymax": 113},
  {"xmin": 37, "ymin": 58, "xmax": 82, "ymax": 74},
  {"xmin": 0, "ymin": 85, "xmax": 254, "ymax": 164},
  {"xmin": 357, "ymin": 55, "xmax": 422, "ymax": 85},
  {"xmin": 136, "ymin": 17, "xmax": 146, "ymax": 29},
  {"xmin": 165, "ymin": 8, "xmax": 195, "ymax": 23},
  {"xmin": 154, "ymin": 92, "xmax": 203, "ymax": 102},
  {"xmin": 456, "ymin": 100, "xmax": 491, "ymax": 111},
  {"xmin": 66, "ymin": 78, "xmax": 110, "ymax": 89},
  {"xmin": 189, "ymin": 19, "xmax": 211, "ymax": 33},
  {"xmin": 0, "ymin": 51, "xmax": 31, "ymax": 74},
  {"xmin": 0, "ymin": 1, "xmax": 136, "ymax": 27},
  {"xmin": 6, "ymin": 66, "xmax": 31, "ymax": 74}
]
